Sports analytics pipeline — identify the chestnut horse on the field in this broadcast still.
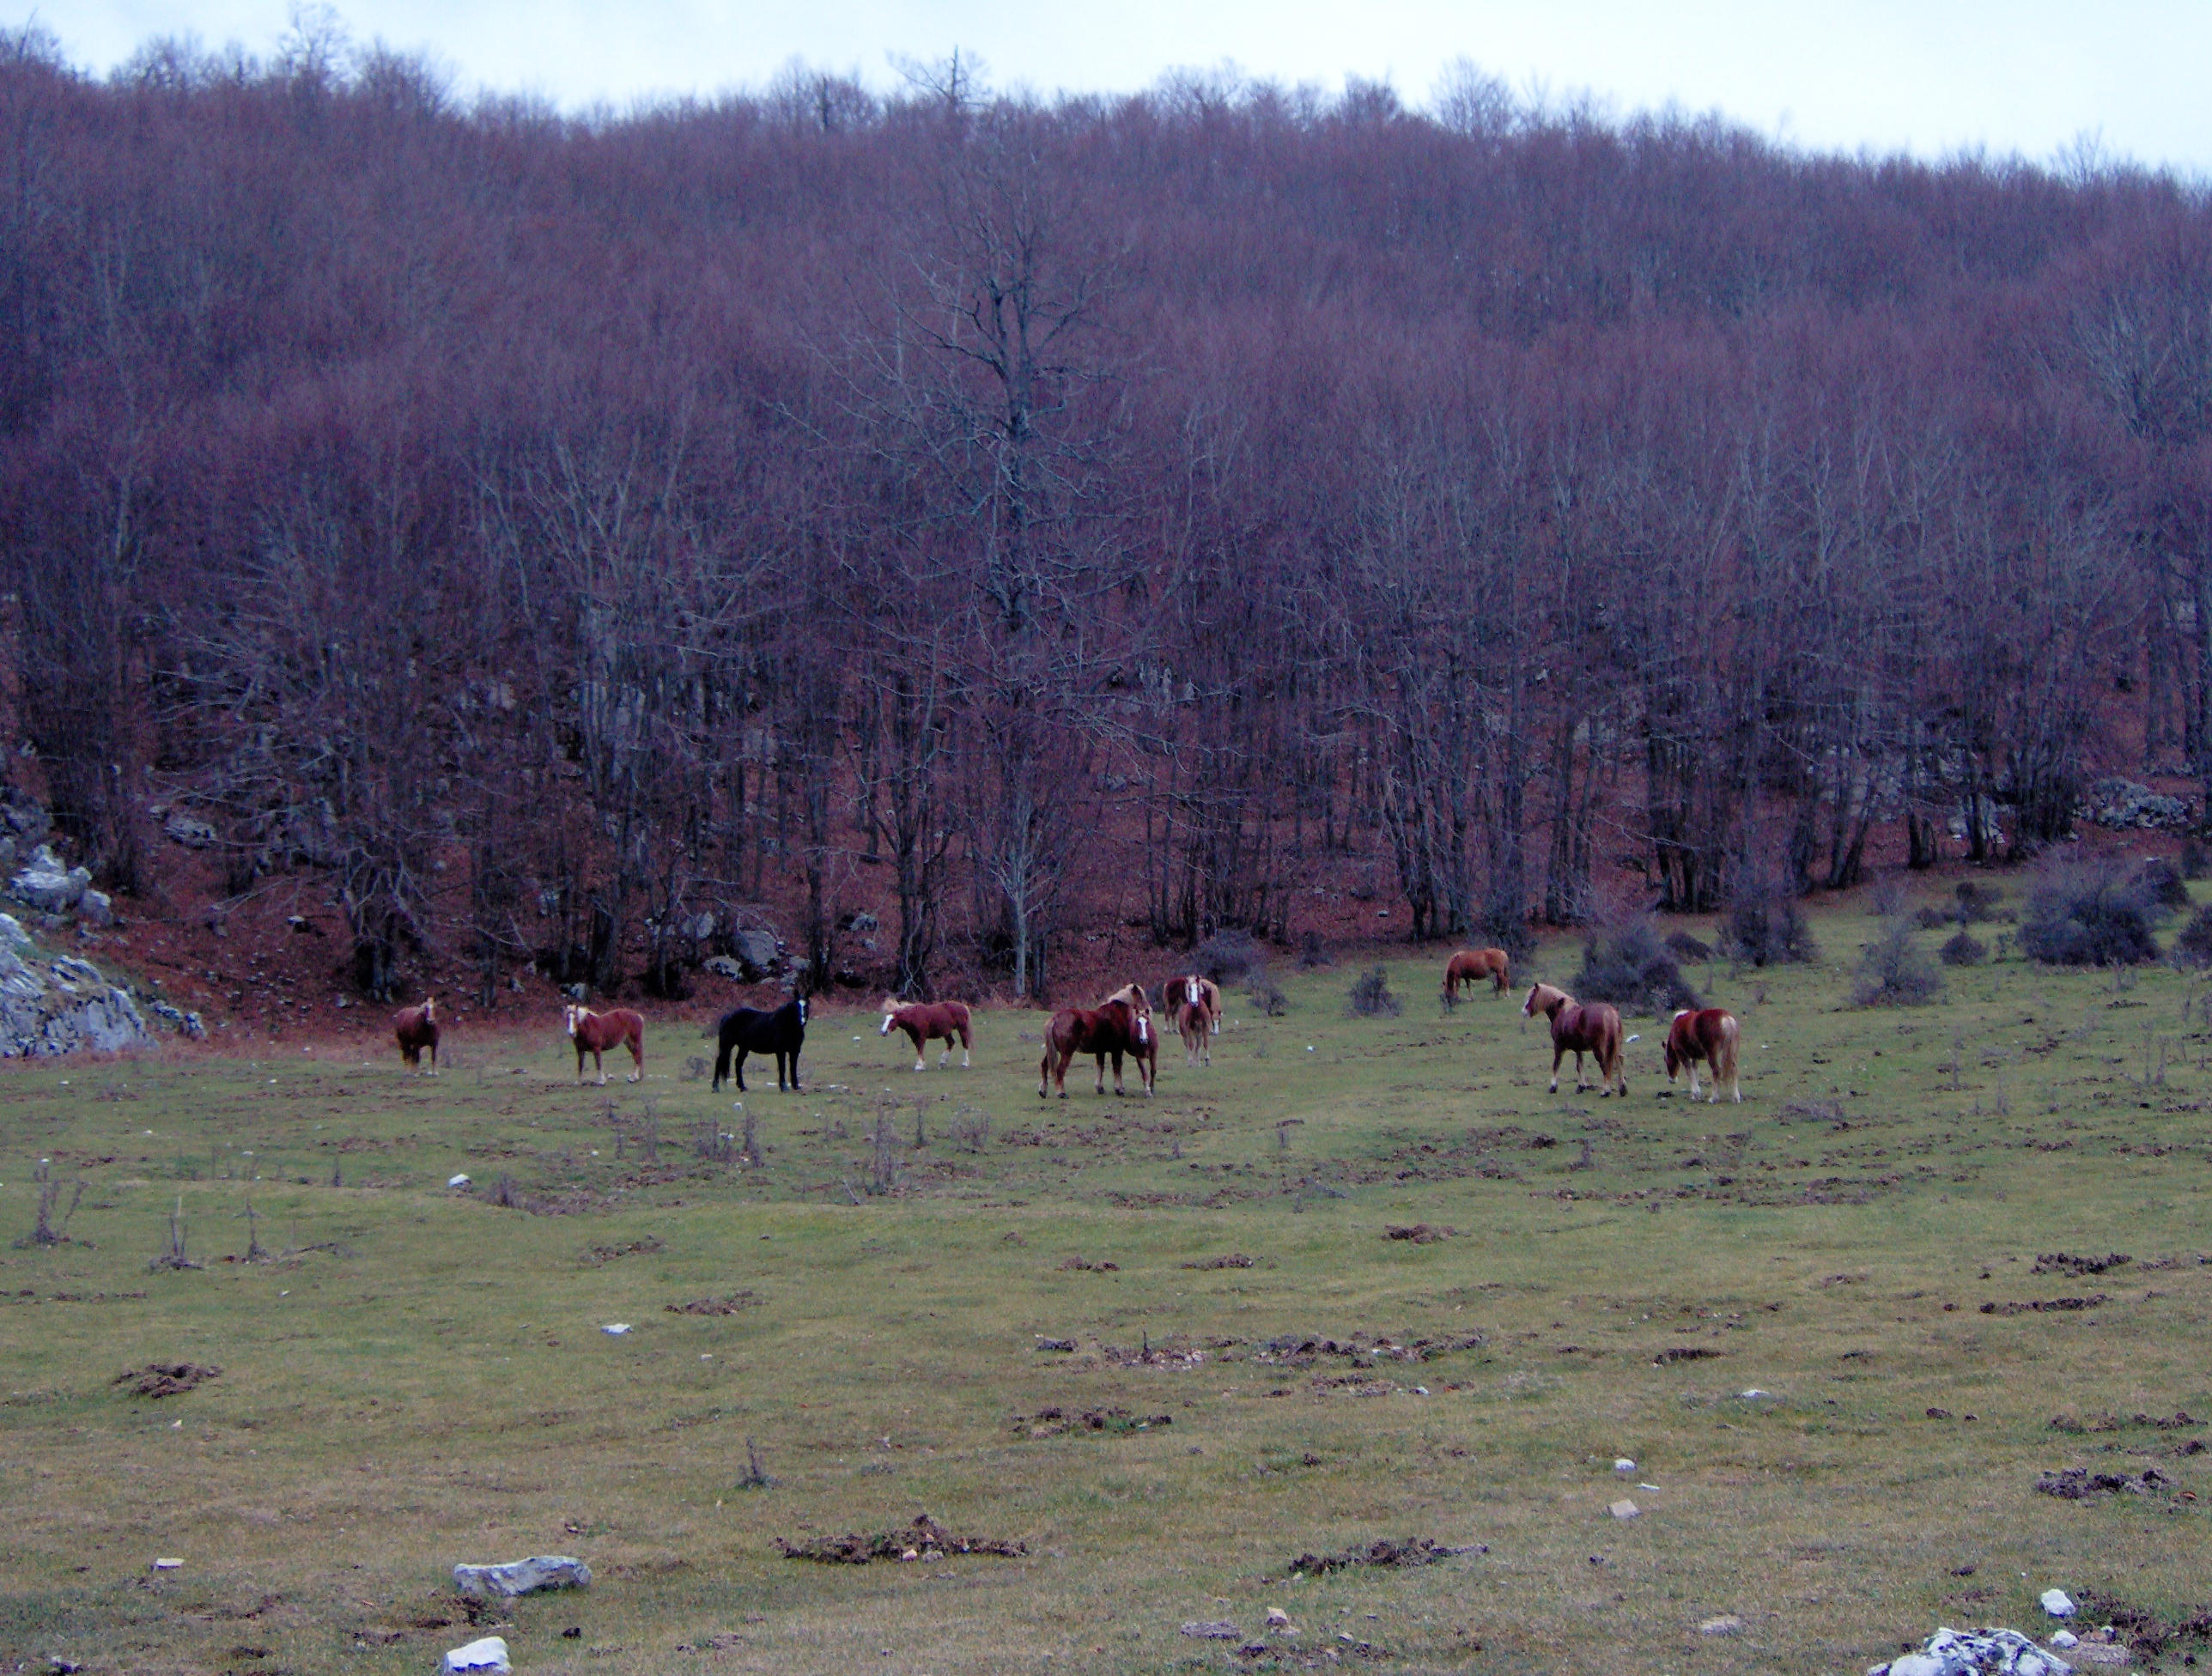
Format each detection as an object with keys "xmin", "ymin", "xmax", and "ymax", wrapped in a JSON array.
[
  {"xmin": 1163, "ymin": 974, "xmax": 1222, "ymax": 1035},
  {"xmin": 1442, "ymin": 948, "xmax": 1512, "ymax": 1004},
  {"xmin": 1664, "ymin": 1007, "xmax": 1741, "ymax": 1103},
  {"xmin": 1521, "ymin": 981, "xmax": 1626, "ymax": 1096},
  {"xmin": 714, "ymin": 994, "xmax": 807, "ymax": 1092},
  {"xmin": 1039, "ymin": 988, "xmax": 1156, "ymax": 1099},
  {"xmin": 393, "ymin": 996, "xmax": 440, "ymax": 1075},
  {"xmin": 1175, "ymin": 998, "xmax": 1212, "ymax": 1067},
  {"xmin": 565, "ymin": 1003, "xmax": 645, "ymax": 1085},
  {"xmin": 880, "ymin": 998, "xmax": 972, "ymax": 1071}
]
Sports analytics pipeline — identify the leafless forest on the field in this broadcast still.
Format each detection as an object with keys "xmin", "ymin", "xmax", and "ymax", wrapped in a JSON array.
[{"xmin": 4, "ymin": 27, "xmax": 2209, "ymax": 1005}]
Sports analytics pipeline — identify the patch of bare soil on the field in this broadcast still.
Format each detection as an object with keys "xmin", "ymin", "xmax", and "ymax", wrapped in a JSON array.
[
  {"xmin": 2073, "ymin": 1591, "xmax": 2212, "ymax": 1661},
  {"xmin": 2033, "ymin": 1252, "xmax": 2132, "ymax": 1276},
  {"xmin": 1255, "ymin": 1333, "xmax": 1485, "ymax": 1369},
  {"xmin": 1181, "ymin": 1253, "xmax": 1255, "ymax": 1269},
  {"xmin": 1057, "ymin": 1256, "xmax": 1118, "ymax": 1271},
  {"xmin": 1284, "ymin": 1536, "xmax": 1484, "ymax": 1577},
  {"xmin": 1015, "ymin": 1406, "xmax": 1173, "ymax": 1438},
  {"xmin": 775, "ymin": 1513, "xmax": 1027, "ymax": 1564},
  {"xmin": 580, "ymin": 1237, "xmax": 665, "ymax": 1266},
  {"xmin": 112, "ymin": 1361, "xmax": 220, "ymax": 1398},
  {"xmin": 664, "ymin": 1291, "xmax": 758, "ymax": 1315},
  {"xmin": 1981, "ymin": 1294, "xmax": 2108, "ymax": 1315},
  {"xmin": 1383, "ymin": 1223, "xmax": 1457, "ymax": 1244},
  {"xmin": 1652, "ymin": 1346, "xmax": 1723, "ymax": 1364}
]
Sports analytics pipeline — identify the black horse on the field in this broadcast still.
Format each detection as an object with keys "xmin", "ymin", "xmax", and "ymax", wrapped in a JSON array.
[{"xmin": 713, "ymin": 993, "xmax": 808, "ymax": 1092}]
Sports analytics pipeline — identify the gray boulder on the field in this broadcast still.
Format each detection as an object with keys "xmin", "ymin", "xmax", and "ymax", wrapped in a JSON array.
[
  {"xmin": 441, "ymin": 1637, "xmax": 510, "ymax": 1674},
  {"xmin": 0, "ymin": 943, "xmax": 156, "ymax": 1058},
  {"xmin": 2083, "ymin": 777, "xmax": 2193, "ymax": 831},
  {"xmin": 732, "ymin": 926, "xmax": 781, "ymax": 975},
  {"xmin": 1869, "ymin": 1626, "xmax": 2071, "ymax": 1676},
  {"xmin": 451, "ymin": 1555, "xmax": 591, "ymax": 1598},
  {"xmin": 0, "ymin": 914, "xmax": 27, "ymax": 951},
  {"xmin": 78, "ymin": 890, "xmax": 114, "ymax": 928},
  {"xmin": 163, "ymin": 813, "xmax": 220, "ymax": 850},
  {"xmin": 702, "ymin": 955, "xmax": 744, "ymax": 981},
  {"xmin": 7, "ymin": 845, "xmax": 90, "ymax": 913}
]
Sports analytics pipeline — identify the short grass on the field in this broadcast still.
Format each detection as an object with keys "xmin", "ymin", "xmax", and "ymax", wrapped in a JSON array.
[{"xmin": 3, "ymin": 896, "xmax": 2209, "ymax": 1676}]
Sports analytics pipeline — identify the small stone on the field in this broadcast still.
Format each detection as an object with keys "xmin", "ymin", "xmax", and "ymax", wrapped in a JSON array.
[
  {"xmin": 1266, "ymin": 1608, "xmax": 1292, "ymax": 1629},
  {"xmin": 600, "ymin": 1323, "xmax": 631, "ymax": 1336},
  {"xmin": 448, "ymin": 1174, "xmax": 471, "ymax": 1189},
  {"xmin": 151, "ymin": 1557, "xmax": 182, "ymax": 1570},
  {"xmin": 1739, "ymin": 1388, "xmax": 1771, "ymax": 1400},
  {"xmin": 2051, "ymin": 1630, "xmax": 2080, "ymax": 1649},
  {"xmin": 452, "ymin": 1556, "xmax": 591, "ymax": 1598},
  {"xmin": 1180, "ymin": 1621, "xmax": 1240, "ymax": 1639},
  {"xmin": 1698, "ymin": 1616, "xmax": 1744, "ymax": 1637},
  {"xmin": 1613, "ymin": 1458, "xmax": 1636, "ymax": 1473},
  {"xmin": 442, "ymin": 1636, "xmax": 511, "ymax": 1674},
  {"xmin": 2042, "ymin": 1588, "xmax": 2076, "ymax": 1618},
  {"xmin": 1609, "ymin": 1498, "xmax": 1640, "ymax": 1520}
]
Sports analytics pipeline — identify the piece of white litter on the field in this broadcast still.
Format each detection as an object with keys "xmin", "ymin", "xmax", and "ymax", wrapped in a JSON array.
[
  {"xmin": 152, "ymin": 1558, "xmax": 182, "ymax": 1570},
  {"xmin": 1613, "ymin": 1458, "xmax": 1635, "ymax": 1473},
  {"xmin": 1413, "ymin": 1385, "xmax": 1429, "ymax": 1395},
  {"xmin": 1739, "ymin": 1389, "xmax": 1771, "ymax": 1400},
  {"xmin": 1639, "ymin": 1483, "xmax": 1659, "ymax": 1491},
  {"xmin": 441, "ymin": 1635, "xmax": 511, "ymax": 1674},
  {"xmin": 1306, "ymin": 1045, "xmax": 1315, "ymax": 1052},
  {"xmin": 2040, "ymin": 1588, "xmax": 2075, "ymax": 1618},
  {"xmin": 601, "ymin": 1323, "xmax": 632, "ymax": 1336},
  {"xmin": 169, "ymin": 1420, "xmax": 182, "ymax": 1428},
  {"xmin": 702, "ymin": 1354, "xmax": 713, "ymax": 1360},
  {"xmin": 448, "ymin": 1174, "xmax": 471, "ymax": 1190}
]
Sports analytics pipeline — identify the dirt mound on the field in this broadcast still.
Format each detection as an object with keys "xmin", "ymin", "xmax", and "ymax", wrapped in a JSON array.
[
  {"xmin": 1383, "ymin": 1223, "xmax": 1456, "ymax": 1244},
  {"xmin": 1980, "ymin": 1294, "xmax": 2107, "ymax": 1315},
  {"xmin": 775, "ymin": 1513, "xmax": 1026, "ymax": 1564},
  {"xmin": 113, "ymin": 1362, "xmax": 220, "ymax": 1398},
  {"xmin": 2034, "ymin": 1466, "xmax": 2173, "ymax": 1498},
  {"xmin": 664, "ymin": 1292, "xmax": 758, "ymax": 1315},
  {"xmin": 2031, "ymin": 1252, "xmax": 2131, "ymax": 1276},
  {"xmin": 580, "ymin": 1237, "xmax": 665, "ymax": 1266},
  {"xmin": 1652, "ymin": 1345, "xmax": 1723, "ymax": 1364},
  {"xmin": 1057, "ymin": 1256, "xmax": 1118, "ymax": 1272},
  {"xmin": 1180, "ymin": 1254, "xmax": 1255, "ymax": 1269},
  {"xmin": 1015, "ymin": 1406, "xmax": 1172, "ymax": 1438},
  {"xmin": 1284, "ymin": 1536, "xmax": 1481, "ymax": 1576}
]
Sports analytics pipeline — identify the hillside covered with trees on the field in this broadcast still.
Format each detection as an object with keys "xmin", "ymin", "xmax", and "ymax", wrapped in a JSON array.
[{"xmin": 4, "ymin": 22, "xmax": 2209, "ymax": 1005}]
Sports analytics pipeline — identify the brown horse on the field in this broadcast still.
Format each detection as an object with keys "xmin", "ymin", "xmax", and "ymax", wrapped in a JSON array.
[
  {"xmin": 1163, "ymin": 974, "xmax": 1222, "ymax": 1035},
  {"xmin": 1522, "ymin": 981, "xmax": 1626, "ymax": 1096},
  {"xmin": 1442, "ymin": 948, "xmax": 1512, "ymax": 1004},
  {"xmin": 1039, "ymin": 990, "xmax": 1157, "ymax": 1099},
  {"xmin": 1663, "ymin": 1007, "xmax": 1741, "ymax": 1102},
  {"xmin": 393, "ymin": 996, "xmax": 440, "ymax": 1074},
  {"xmin": 1175, "ymin": 998, "xmax": 1212, "ymax": 1066},
  {"xmin": 565, "ymin": 1003, "xmax": 645, "ymax": 1085},
  {"xmin": 880, "ymin": 998, "xmax": 973, "ymax": 1070}
]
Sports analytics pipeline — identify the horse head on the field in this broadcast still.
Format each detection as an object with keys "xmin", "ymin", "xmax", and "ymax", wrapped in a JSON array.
[
  {"xmin": 795, "ymin": 994, "xmax": 808, "ymax": 1026},
  {"xmin": 878, "ymin": 999, "xmax": 899, "ymax": 1035},
  {"xmin": 422, "ymin": 996, "xmax": 437, "ymax": 1022},
  {"xmin": 1522, "ymin": 981, "xmax": 1569, "ymax": 1020},
  {"xmin": 563, "ymin": 1004, "xmax": 580, "ymax": 1037}
]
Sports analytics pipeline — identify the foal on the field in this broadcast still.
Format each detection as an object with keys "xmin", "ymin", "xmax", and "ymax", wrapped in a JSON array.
[
  {"xmin": 879, "ymin": 998, "xmax": 973, "ymax": 1071},
  {"xmin": 1176, "ymin": 997, "xmax": 1212, "ymax": 1067},
  {"xmin": 565, "ymin": 1003, "xmax": 646, "ymax": 1085},
  {"xmin": 1664, "ymin": 1008, "xmax": 1741, "ymax": 1102}
]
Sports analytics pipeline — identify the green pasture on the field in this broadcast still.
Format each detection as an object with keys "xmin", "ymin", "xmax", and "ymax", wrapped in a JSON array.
[{"xmin": 2, "ymin": 895, "xmax": 2209, "ymax": 1675}]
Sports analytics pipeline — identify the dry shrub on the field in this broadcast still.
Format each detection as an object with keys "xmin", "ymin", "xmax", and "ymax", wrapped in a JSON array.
[
  {"xmin": 1245, "ymin": 970, "xmax": 1288, "ymax": 1016},
  {"xmin": 1955, "ymin": 880, "xmax": 2007, "ymax": 921},
  {"xmin": 2183, "ymin": 837, "xmax": 2209, "ymax": 880},
  {"xmin": 1297, "ymin": 930, "xmax": 1333, "ymax": 969},
  {"xmin": 1346, "ymin": 965, "xmax": 1401, "ymax": 1017},
  {"xmin": 1723, "ymin": 884, "xmax": 1818, "ymax": 967},
  {"xmin": 1574, "ymin": 920, "xmax": 1699, "ymax": 1015},
  {"xmin": 1852, "ymin": 920, "xmax": 1944, "ymax": 1006},
  {"xmin": 1194, "ymin": 931, "xmax": 1265, "ymax": 983},
  {"xmin": 2021, "ymin": 861, "xmax": 2169, "ymax": 966},
  {"xmin": 2172, "ymin": 906, "xmax": 2212, "ymax": 969},
  {"xmin": 2135, "ymin": 858, "xmax": 2191, "ymax": 909},
  {"xmin": 1940, "ymin": 930, "xmax": 1988, "ymax": 967},
  {"xmin": 1664, "ymin": 931, "xmax": 1713, "ymax": 963}
]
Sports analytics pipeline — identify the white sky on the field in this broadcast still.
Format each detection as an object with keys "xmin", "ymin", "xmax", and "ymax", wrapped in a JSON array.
[{"xmin": 17, "ymin": 0, "xmax": 2212, "ymax": 173}]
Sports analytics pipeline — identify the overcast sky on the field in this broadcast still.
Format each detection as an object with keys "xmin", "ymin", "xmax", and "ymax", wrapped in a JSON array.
[{"xmin": 18, "ymin": 0, "xmax": 2212, "ymax": 172}]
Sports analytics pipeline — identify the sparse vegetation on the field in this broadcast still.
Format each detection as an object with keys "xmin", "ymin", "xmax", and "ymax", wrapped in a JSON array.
[
  {"xmin": 1345, "ymin": 964, "xmax": 1401, "ymax": 1017},
  {"xmin": 2021, "ymin": 860, "xmax": 2171, "ymax": 966},
  {"xmin": 1575, "ymin": 920, "xmax": 1700, "ymax": 1014},
  {"xmin": 1940, "ymin": 929, "xmax": 1989, "ymax": 967},
  {"xmin": 1245, "ymin": 970, "xmax": 1288, "ymax": 1016},
  {"xmin": 1853, "ymin": 920, "xmax": 1946, "ymax": 1006}
]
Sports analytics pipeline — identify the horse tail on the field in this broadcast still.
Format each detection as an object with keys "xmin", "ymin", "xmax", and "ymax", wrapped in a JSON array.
[{"xmin": 1716, "ymin": 1011, "xmax": 1740, "ymax": 1087}]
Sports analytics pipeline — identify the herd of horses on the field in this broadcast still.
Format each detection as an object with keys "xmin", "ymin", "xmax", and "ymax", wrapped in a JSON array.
[{"xmin": 391, "ymin": 949, "xmax": 1742, "ymax": 1105}]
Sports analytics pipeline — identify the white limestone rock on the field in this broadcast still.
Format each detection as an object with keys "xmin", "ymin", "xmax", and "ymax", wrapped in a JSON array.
[{"xmin": 441, "ymin": 1636, "xmax": 511, "ymax": 1673}]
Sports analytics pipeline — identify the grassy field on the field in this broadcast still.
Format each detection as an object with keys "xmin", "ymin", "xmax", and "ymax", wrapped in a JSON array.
[{"xmin": 2, "ymin": 894, "xmax": 2209, "ymax": 1676}]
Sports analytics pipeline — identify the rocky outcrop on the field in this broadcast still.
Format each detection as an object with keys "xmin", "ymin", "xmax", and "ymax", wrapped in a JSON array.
[
  {"xmin": 6, "ymin": 844, "xmax": 91, "ymax": 914},
  {"xmin": 0, "ymin": 926, "xmax": 160, "ymax": 1057},
  {"xmin": 2082, "ymin": 778, "xmax": 2194, "ymax": 832}
]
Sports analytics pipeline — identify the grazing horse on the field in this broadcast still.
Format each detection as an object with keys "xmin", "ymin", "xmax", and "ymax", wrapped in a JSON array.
[
  {"xmin": 714, "ymin": 994, "xmax": 808, "ymax": 1091},
  {"xmin": 393, "ymin": 996, "xmax": 440, "ymax": 1075},
  {"xmin": 1039, "ymin": 992, "xmax": 1156, "ymax": 1099},
  {"xmin": 1521, "ymin": 981, "xmax": 1626, "ymax": 1096},
  {"xmin": 1663, "ymin": 1007, "xmax": 1741, "ymax": 1103},
  {"xmin": 1175, "ymin": 998, "xmax": 1212, "ymax": 1067},
  {"xmin": 565, "ymin": 1003, "xmax": 645, "ymax": 1085},
  {"xmin": 1442, "ymin": 948, "xmax": 1512, "ymax": 1004},
  {"xmin": 880, "ymin": 997, "xmax": 972, "ymax": 1071},
  {"xmin": 1163, "ymin": 974, "xmax": 1222, "ymax": 1035}
]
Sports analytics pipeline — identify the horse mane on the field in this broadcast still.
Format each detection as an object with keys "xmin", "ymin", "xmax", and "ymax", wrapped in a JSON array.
[{"xmin": 1100, "ymin": 982, "xmax": 1149, "ymax": 1012}]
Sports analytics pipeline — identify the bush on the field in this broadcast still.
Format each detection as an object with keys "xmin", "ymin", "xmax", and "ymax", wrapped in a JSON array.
[
  {"xmin": 1954, "ymin": 880, "xmax": 2006, "ymax": 922},
  {"xmin": 2173, "ymin": 906, "xmax": 2212, "ymax": 969},
  {"xmin": 1346, "ymin": 965, "xmax": 1401, "ymax": 1017},
  {"xmin": 2020, "ymin": 861, "xmax": 2170, "ymax": 966},
  {"xmin": 1913, "ymin": 906, "xmax": 1957, "ymax": 930},
  {"xmin": 1194, "ymin": 930, "xmax": 1266, "ymax": 983},
  {"xmin": 1664, "ymin": 930, "xmax": 1713, "ymax": 963},
  {"xmin": 1852, "ymin": 921, "xmax": 1945, "ymax": 1006},
  {"xmin": 1939, "ymin": 930, "xmax": 1988, "ymax": 967},
  {"xmin": 1574, "ymin": 920, "xmax": 1700, "ymax": 1015},
  {"xmin": 1245, "ymin": 970, "xmax": 1288, "ymax": 1016},
  {"xmin": 2135, "ymin": 858, "xmax": 2191, "ymax": 909},
  {"xmin": 1723, "ymin": 890, "xmax": 1819, "ymax": 967},
  {"xmin": 1297, "ymin": 930, "xmax": 1333, "ymax": 969},
  {"xmin": 2184, "ymin": 837, "xmax": 2209, "ymax": 881}
]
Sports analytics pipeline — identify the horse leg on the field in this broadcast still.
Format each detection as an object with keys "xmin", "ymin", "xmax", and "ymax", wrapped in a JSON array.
[
  {"xmin": 594, "ymin": 1048, "xmax": 607, "ymax": 1087},
  {"xmin": 626, "ymin": 1043, "xmax": 641, "ymax": 1084},
  {"xmin": 1548, "ymin": 1043, "xmax": 1565, "ymax": 1095},
  {"xmin": 733, "ymin": 1048, "xmax": 749, "ymax": 1093},
  {"xmin": 959, "ymin": 1027, "xmax": 971, "ymax": 1068},
  {"xmin": 1574, "ymin": 1049, "xmax": 1590, "ymax": 1092},
  {"xmin": 1687, "ymin": 1060, "xmax": 1702, "ymax": 1101}
]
